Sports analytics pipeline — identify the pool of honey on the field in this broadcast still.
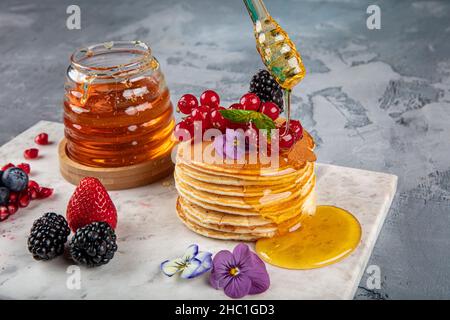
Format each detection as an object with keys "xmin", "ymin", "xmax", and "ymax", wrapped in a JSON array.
[
  {"xmin": 256, "ymin": 205, "xmax": 361, "ymax": 269},
  {"xmin": 64, "ymin": 75, "xmax": 175, "ymax": 167}
]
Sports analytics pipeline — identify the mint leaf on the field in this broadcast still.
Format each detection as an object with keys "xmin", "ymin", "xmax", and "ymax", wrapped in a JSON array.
[{"xmin": 219, "ymin": 109, "xmax": 276, "ymax": 131}]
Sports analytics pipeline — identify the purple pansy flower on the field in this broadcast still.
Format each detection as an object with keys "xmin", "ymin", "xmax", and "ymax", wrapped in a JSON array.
[
  {"xmin": 214, "ymin": 129, "xmax": 246, "ymax": 160},
  {"xmin": 209, "ymin": 243, "xmax": 270, "ymax": 299}
]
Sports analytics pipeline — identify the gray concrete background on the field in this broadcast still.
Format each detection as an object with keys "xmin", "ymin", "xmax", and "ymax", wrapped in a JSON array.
[{"xmin": 0, "ymin": 0, "xmax": 449, "ymax": 299}]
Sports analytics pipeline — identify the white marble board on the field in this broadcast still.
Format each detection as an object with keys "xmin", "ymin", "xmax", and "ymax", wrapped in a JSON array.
[{"xmin": 0, "ymin": 121, "xmax": 397, "ymax": 299}]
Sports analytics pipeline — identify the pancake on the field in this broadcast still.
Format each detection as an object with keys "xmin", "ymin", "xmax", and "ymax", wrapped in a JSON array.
[{"xmin": 174, "ymin": 129, "xmax": 317, "ymax": 241}]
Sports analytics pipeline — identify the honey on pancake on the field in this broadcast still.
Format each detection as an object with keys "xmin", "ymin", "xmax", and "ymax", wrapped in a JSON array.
[{"xmin": 255, "ymin": 206, "xmax": 361, "ymax": 269}]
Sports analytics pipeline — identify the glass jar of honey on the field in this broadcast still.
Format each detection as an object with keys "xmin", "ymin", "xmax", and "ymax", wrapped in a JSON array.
[{"xmin": 64, "ymin": 41, "xmax": 175, "ymax": 168}]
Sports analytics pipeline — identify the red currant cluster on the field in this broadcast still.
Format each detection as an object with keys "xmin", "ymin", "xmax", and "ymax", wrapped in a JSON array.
[{"xmin": 174, "ymin": 90, "xmax": 303, "ymax": 149}]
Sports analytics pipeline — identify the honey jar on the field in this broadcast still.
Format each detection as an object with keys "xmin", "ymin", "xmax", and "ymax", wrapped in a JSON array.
[{"xmin": 63, "ymin": 41, "xmax": 175, "ymax": 168}]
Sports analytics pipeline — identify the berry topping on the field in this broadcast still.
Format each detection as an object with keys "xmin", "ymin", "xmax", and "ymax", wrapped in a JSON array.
[
  {"xmin": 16, "ymin": 163, "xmax": 31, "ymax": 175},
  {"xmin": 288, "ymin": 120, "xmax": 303, "ymax": 140},
  {"xmin": 200, "ymin": 90, "xmax": 220, "ymax": 109},
  {"xmin": 1, "ymin": 167, "xmax": 28, "ymax": 192},
  {"xmin": 27, "ymin": 212, "xmax": 70, "ymax": 261},
  {"xmin": 260, "ymin": 102, "xmax": 280, "ymax": 121},
  {"xmin": 229, "ymin": 103, "xmax": 244, "ymax": 110},
  {"xmin": 210, "ymin": 107, "xmax": 228, "ymax": 131},
  {"xmin": 69, "ymin": 221, "xmax": 118, "ymax": 267},
  {"xmin": 191, "ymin": 106, "xmax": 212, "ymax": 130},
  {"xmin": 249, "ymin": 69, "xmax": 284, "ymax": 111},
  {"xmin": 66, "ymin": 177, "xmax": 117, "ymax": 232},
  {"xmin": 177, "ymin": 94, "xmax": 199, "ymax": 115},
  {"xmin": 0, "ymin": 187, "xmax": 10, "ymax": 206},
  {"xmin": 279, "ymin": 132, "xmax": 295, "ymax": 149},
  {"xmin": 35, "ymin": 133, "xmax": 49, "ymax": 145},
  {"xmin": 174, "ymin": 120, "xmax": 194, "ymax": 142},
  {"xmin": 240, "ymin": 93, "xmax": 260, "ymax": 111},
  {"xmin": 24, "ymin": 148, "xmax": 39, "ymax": 159}
]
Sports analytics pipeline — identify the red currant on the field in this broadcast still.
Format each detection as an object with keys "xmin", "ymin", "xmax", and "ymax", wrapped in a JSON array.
[
  {"xmin": 240, "ymin": 93, "xmax": 260, "ymax": 111},
  {"xmin": 191, "ymin": 106, "xmax": 212, "ymax": 130},
  {"xmin": 200, "ymin": 90, "xmax": 220, "ymax": 109},
  {"xmin": 24, "ymin": 148, "xmax": 39, "ymax": 159},
  {"xmin": 229, "ymin": 103, "xmax": 244, "ymax": 110},
  {"xmin": 35, "ymin": 133, "xmax": 49, "ymax": 145},
  {"xmin": 210, "ymin": 107, "xmax": 228, "ymax": 132},
  {"xmin": 260, "ymin": 102, "xmax": 280, "ymax": 121},
  {"xmin": 289, "ymin": 120, "xmax": 303, "ymax": 140},
  {"xmin": 177, "ymin": 94, "xmax": 198, "ymax": 114},
  {"xmin": 279, "ymin": 132, "xmax": 295, "ymax": 149},
  {"xmin": 174, "ymin": 120, "xmax": 194, "ymax": 142}
]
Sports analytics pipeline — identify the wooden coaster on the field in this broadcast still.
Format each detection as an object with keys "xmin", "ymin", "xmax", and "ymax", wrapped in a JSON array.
[{"xmin": 58, "ymin": 138, "xmax": 174, "ymax": 190}]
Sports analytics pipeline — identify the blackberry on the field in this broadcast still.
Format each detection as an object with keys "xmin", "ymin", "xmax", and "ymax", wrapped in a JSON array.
[
  {"xmin": 249, "ymin": 69, "xmax": 284, "ymax": 111},
  {"xmin": 28, "ymin": 212, "xmax": 70, "ymax": 260},
  {"xmin": 69, "ymin": 222, "xmax": 117, "ymax": 267}
]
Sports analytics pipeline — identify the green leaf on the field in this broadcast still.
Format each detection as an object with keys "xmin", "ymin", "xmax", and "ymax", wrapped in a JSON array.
[{"xmin": 219, "ymin": 109, "xmax": 276, "ymax": 131}]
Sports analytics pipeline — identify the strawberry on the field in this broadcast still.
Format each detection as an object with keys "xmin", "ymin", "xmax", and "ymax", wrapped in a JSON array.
[{"xmin": 66, "ymin": 177, "xmax": 117, "ymax": 232}]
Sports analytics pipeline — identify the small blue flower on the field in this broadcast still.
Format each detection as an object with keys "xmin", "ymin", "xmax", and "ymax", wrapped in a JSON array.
[{"xmin": 161, "ymin": 244, "xmax": 212, "ymax": 279}]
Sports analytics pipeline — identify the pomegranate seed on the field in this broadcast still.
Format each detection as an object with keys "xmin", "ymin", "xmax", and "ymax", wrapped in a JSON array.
[
  {"xmin": 0, "ymin": 206, "xmax": 9, "ymax": 221},
  {"xmin": 28, "ymin": 180, "xmax": 40, "ymax": 189},
  {"xmin": 1, "ymin": 163, "xmax": 15, "ymax": 171},
  {"xmin": 24, "ymin": 148, "xmax": 39, "ymax": 159},
  {"xmin": 37, "ymin": 187, "xmax": 53, "ymax": 199},
  {"xmin": 35, "ymin": 133, "xmax": 49, "ymax": 145},
  {"xmin": 7, "ymin": 203, "xmax": 18, "ymax": 215},
  {"xmin": 19, "ymin": 192, "xmax": 30, "ymax": 208},
  {"xmin": 8, "ymin": 192, "xmax": 19, "ymax": 204},
  {"xmin": 28, "ymin": 187, "xmax": 39, "ymax": 200},
  {"xmin": 200, "ymin": 90, "xmax": 220, "ymax": 109},
  {"xmin": 16, "ymin": 163, "xmax": 31, "ymax": 174}
]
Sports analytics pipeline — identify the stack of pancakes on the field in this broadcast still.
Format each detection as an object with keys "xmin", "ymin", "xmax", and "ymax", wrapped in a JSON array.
[{"xmin": 175, "ymin": 131, "xmax": 316, "ymax": 241}]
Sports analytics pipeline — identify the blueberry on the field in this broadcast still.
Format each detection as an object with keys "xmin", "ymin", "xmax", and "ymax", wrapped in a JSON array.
[
  {"xmin": 0, "ymin": 187, "xmax": 9, "ymax": 206},
  {"xmin": 1, "ymin": 167, "xmax": 28, "ymax": 192}
]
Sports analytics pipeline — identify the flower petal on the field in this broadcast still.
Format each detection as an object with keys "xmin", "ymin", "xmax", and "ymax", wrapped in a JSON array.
[
  {"xmin": 182, "ymin": 244, "xmax": 199, "ymax": 262},
  {"xmin": 180, "ymin": 258, "xmax": 202, "ymax": 279},
  {"xmin": 193, "ymin": 251, "xmax": 213, "ymax": 276},
  {"xmin": 248, "ymin": 253, "xmax": 270, "ymax": 294},
  {"xmin": 224, "ymin": 274, "xmax": 252, "ymax": 299},
  {"xmin": 232, "ymin": 243, "xmax": 253, "ymax": 273},
  {"xmin": 210, "ymin": 268, "xmax": 233, "ymax": 289},
  {"xmin": 210, "ymin": 249, "xmax": 235, "ymax": 289},
  {"xmin": 161, "ymin": 258, "xmax": 184, "ymax": 277}
]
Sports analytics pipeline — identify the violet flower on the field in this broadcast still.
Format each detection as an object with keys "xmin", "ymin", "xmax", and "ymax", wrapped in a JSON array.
[
  {"xmin": 213, "ymin": 129, "xmax": 246, "ymax": 160},
  {"xmin": 209, "ymin": 243, "xmax": 270, "ymax": 299}
]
